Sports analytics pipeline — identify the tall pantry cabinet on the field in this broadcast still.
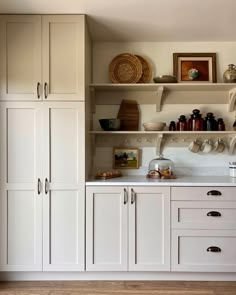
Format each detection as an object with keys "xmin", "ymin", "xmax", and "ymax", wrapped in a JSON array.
[{"xmin": 0, "ymin": 15, "xmax": 91, "ymax": 271}]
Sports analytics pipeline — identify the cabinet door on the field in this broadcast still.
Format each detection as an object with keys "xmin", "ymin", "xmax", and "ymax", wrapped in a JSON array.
[
  {"xmin": 0, "ymin": 15, "xmax": 42, "ymax": 101},
  {"xmin": 42, "ymin": 15, "xmax": 85, "ymax": 101},
  {"xmin": 86, "ymin": 186, "xmax": 128, "ymax": 271},
  {"xmin": 128, "ymin": 186, "xmax": 170, "ymax": 271},
  {"xmin": 42, "ymin": 102, "xmax": 85, "ymax": 271},
  {"xmin": 0, "ymin": 102, "xmax": 43, "ymax": 271}
]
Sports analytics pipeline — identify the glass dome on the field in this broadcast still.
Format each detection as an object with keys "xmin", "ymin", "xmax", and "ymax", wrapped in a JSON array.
[{"xmin": 148, "ymin": 154, "xmax": 175, "ymax": 178}]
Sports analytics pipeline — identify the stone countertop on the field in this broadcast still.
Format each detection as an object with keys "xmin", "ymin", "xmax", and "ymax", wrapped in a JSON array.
[{"xmin": 86, "ymin": 175, "xmax": 236, "ymax": 186}]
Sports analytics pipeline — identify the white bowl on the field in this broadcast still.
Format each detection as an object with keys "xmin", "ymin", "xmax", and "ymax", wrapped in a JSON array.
[{"xmin": 143, "ymin": 122, "xmax": 166, "ymax": 131}]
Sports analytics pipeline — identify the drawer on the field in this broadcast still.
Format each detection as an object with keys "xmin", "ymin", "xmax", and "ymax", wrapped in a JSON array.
[
  {"xmin": 172, "ymin": 229, "xmax": 236, "ymax": 272},
  {"xmin": 171, "ymin": 187, "xmax": 236, "ymax": 201},
  {"xmin": 172, "ymin": 201, "xmax": 236, "ymax": 229}
]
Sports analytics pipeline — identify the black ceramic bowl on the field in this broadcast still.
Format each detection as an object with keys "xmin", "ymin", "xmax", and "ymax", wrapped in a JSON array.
[{"xmin": 99, "ymin": 118, "xmax": 121, "ymax": 131}]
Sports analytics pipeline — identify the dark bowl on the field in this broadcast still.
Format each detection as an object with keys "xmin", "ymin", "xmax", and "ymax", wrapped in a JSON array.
[
  {"xmin": 99, "ymin": 119, "xmax": 121, "ymax": 131},
  {"xmin": 153, "ymin": 75, "xmax": 177, "ymax": 83}
]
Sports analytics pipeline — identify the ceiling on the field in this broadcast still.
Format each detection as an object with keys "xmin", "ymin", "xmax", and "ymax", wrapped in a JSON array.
[{"xmin": 1, "ymin": 0, "xmax": 236, "ymax": 42}]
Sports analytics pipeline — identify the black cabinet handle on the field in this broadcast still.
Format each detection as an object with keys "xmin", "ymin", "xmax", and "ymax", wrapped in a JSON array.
[
  {"xmin": 207, "ymin": 211, "xmax": 221, "ymax": 217},
  {"xmin": 37, "ymin": 82, "xmax": 40, "ymax": 99},
  {"xmin": 37, "ymin": 178, "xmax": 41, "ymax": 195},
  {"xmin": 124, "ymin": 188, "xmax": 128, "ymax": 205},
  {"xmin": 207, "ymin": 190, "xmax": 222, "ymax": 196},
  {"xmin": 45, "ymin": 178, "xmax": 49, "ymax": 194},
  {"xmin": 131, "ymin": 188, "xmax": 135, "ymax": 204},
  {"xmin": 44, "ymin": 82, "xmax": 48, "ymax": 99},
  {"xmin": 207, "ymin": 246, "xmax": 221, "ymax": 252}
]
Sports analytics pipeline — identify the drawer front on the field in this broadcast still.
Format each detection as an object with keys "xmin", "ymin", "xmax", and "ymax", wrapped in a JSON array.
[
  {"xmin": 172, "ymin": 230, "xmax": 236, "ymax": 272},
  {"xmin": 172, "ymin": 201, "xmax": 236, "ymax": 229},
  {"xmin": 171, "ymin": 187, "xmax": 236, "ymax": 201}
]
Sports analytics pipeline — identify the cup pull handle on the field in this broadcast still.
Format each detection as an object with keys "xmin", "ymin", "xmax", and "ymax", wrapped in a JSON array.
[
  {"xmin": 207, "ymin": 246, "xmax": 221, "ymax": 253},
  {"xmin": 207, "ymin": 190, "xmax": 222, "ymax": 196},
  {"xmin": 207, "ymin": 211, "xmax": 221, "ymax": 217}
]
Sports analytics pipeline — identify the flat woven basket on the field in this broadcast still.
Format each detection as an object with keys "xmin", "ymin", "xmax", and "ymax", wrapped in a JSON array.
[
  {"xmin": 109, "ymin": 53, "xmax": 142, "ymax": 83},
  {"xmin": 135, "ymin": 55, "xmax": 152, "ymax": 83}
]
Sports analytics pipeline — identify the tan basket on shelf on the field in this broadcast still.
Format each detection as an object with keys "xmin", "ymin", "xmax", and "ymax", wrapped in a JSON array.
[
  {"xmin": 135, "ymin": 55, "xmax": 152, "ymax": 83},
  {"xmin": 109, "ymin": 53, "xmax": 142, "ymax": 84}
]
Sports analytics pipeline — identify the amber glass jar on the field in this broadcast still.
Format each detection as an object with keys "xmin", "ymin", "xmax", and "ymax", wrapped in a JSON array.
[
  {"xmin": 191, "ymin": 109, "xmax": 203, "ymax": 131},
  {"xmin": 176, "ymin": 115, "xmax": 188, "ymax": 131}
]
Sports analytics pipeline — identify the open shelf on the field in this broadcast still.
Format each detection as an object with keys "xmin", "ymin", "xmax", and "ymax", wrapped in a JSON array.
[
  {"xmin": 90, "ymin": 130, "xmax": 236, "ymax": 135},
  {"xmin": 90, "ymin": 83, "xmax": 236, "ymax": 112}
]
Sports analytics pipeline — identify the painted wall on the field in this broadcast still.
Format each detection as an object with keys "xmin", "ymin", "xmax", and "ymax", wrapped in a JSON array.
[{"xmin": 92, "ymin": 42, "xmax": 236, "ymax": 176}]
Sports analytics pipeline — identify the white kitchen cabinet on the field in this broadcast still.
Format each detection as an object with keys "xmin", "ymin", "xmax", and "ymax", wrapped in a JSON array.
[
  {"xmin": 0, "ymin": 15, "xmax": 86, "ymax": 101},
  {"xmin": 0, "ymin": 102, "xmax": 85, "ymax": 271},
  {"xmin": 86, "ymin": 185, "xmax": 170, "ymax": 271},
  {"xmin": 171, "ymin": 186, "xmax": 236, "ymax": 272}
]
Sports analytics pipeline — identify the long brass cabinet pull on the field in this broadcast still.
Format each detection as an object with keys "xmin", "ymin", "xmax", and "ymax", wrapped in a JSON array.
[
  {"xmin": 37, "ymin": 178, "xmax": 41, "ymax": 195},
  {"xmin": 45, "ymin": 178, "xmax": 49, "ymax": 194},
  {"xmin": 44, "ymin": 82, "xmax": 48, "ymax": 99},
  {"xmin": 37, "ymin": 82, "xmax": 40, "ymax": 99},
  {"xmin": 207, "ymin": 246, "xmax": 221, "ymax": 253},
  {"xmin": 207, "ymin": 211, "xmax": 221, "ymax": 217},
  {"xmin": 124, "ymin": 188, "xmax": 128, "ymax": 204},
  {"xmin": 131, "ymin": 188, "xmax": 135, "ymax": 204},
  {"xmin": 207, "ymin": 190, "xmax": 222, "ymax": 196}
]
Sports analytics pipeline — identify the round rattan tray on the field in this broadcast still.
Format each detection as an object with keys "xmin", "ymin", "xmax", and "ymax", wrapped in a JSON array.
[
  {"xmin": 135, "ymin": 55, "xmax": 152, "ymax": 83},
  {"xmin": 109, "ymin": 53, "xmax": 142, "ymax": 83}
]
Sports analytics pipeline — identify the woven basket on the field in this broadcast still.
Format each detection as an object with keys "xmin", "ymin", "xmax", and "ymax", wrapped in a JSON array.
[
  {"xmin": 135, "ymin": 55, "xmax": 152, "ymax": 83},
  {"xmin": 109, "ymin": 53, "xmax": 142, "ymax": 83}
]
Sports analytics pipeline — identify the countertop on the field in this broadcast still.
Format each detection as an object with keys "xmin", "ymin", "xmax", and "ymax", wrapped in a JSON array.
[{"xmin": 86, "ymin": 176, "xmax": 236, "ymax": 186}]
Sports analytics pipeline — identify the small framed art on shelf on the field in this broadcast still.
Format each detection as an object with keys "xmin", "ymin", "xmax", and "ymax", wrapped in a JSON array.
[
  {"xmin": 113, "ymin": 148, "xmax": 139, "ymax": 169},
  {"xmin": 173, "ymin": 53, "xmax": 217, "ymax": 83}
]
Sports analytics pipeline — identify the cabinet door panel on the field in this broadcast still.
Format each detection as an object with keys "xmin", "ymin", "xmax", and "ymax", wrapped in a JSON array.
[
  {"xmin": 129, "ymin": 186, "xmax": 170, "ymax": 271},
  {"xmin": 86, "ymin": 186, "xmax": 128, "ymax": 271},
  {"xmin": 0, "ymin": 102, "xmax": 42, "ymax": 271},
  {"xmin": 43, "ymin": 102, "xmax": 85, "ymax": 271},
  {"xmin": 42, "ymin": 15, "xmax": 85, "ymax": 101},
  {"xmin": 0, "ymin": 15, "xmax": 42, "ymax": 100}
]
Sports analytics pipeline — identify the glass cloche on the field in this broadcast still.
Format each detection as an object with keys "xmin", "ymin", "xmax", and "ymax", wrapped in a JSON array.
[{"xmin": 147, "ymin": 154, "xmax": 176, "ymax": 179}]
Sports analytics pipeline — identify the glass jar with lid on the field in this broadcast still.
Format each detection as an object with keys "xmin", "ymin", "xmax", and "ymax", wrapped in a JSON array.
[{"xmin": 148, "ymin": 154, "xmax": 175, "ymax": 178}]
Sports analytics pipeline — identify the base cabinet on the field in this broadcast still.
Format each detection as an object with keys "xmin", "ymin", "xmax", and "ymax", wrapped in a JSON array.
[
  {"xmin": 86, "ymin": 186, "xmax": 170, "ymax": 271},
  {"xmin": 171, "ymin": 186, "xmax": 236, "ymax": 272},
  {"xmin": 0, "ymin": 102, "xmax": 85, "ymax": 271}
]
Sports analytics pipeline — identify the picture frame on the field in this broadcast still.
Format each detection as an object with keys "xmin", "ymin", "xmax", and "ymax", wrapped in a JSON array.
[
  {"xmin": 113, "ymin": 148, "xmax": 139, "ymax": 169},
  {"xmin": 173, "ymin": 53, "xmax": 217, "ymax": 83}
]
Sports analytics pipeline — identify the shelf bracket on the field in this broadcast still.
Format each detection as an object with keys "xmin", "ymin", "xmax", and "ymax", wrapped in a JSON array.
[
  {"xmin": 156, "ymin": 86, "xmax": 164, "ymax": 112},
  {"xmin": 228, "ymin": 88, "xmax": 236, "ymax": 112},
  {"xmin": 155, "ymin": 134, "xmax": 164, "ymax": 155},
  {"xmin": 90, "ymin": 86, "xmax": 96, "ymax": 114},
  {"xmin": 229, "ymin": 135, "xmax": 236, "ymax": 154}
]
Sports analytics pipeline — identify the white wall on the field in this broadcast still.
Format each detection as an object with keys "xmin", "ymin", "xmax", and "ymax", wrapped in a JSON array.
[{"xmin": 92, "ymin": 42, "xmax": 236, "ymax": 176}]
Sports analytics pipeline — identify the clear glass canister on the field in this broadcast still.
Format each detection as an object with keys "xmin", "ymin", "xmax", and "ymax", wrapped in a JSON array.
[{"xmin": 148, "ymin": 154, "xmax": 175, "ymax": 177}]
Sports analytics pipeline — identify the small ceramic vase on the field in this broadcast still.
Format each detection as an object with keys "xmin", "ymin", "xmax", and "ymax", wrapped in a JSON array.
[{"xmin": 223, "ymin": 64, "xmax": 236, "ymax": 83}]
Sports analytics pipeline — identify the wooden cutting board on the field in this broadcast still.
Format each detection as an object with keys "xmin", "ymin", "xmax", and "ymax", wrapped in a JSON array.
[{"xmin": 117, "ymin": 99, "xmax": 139, "ymax": 131}]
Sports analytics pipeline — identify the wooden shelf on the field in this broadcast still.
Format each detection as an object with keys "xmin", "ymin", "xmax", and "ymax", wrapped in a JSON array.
[
  {"xmin": 90, "ymin": 130, "xmax": 236, "ymax": 135},
  {"xmin": 90, "ymin": 83, "xmax": 236, "ymax": 91},
  {"xmin": 90, "ymin": 83, "xmax": 236, "ymax": 112}
]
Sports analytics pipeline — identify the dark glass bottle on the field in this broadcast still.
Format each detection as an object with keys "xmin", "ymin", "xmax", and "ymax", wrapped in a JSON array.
[
  {"xmin": 176, "ymin": 115, "xmax": 188, "ymax": 131},
  {"xmin": 204, "ymin": 112, "xmax": 217, "ymax": 131},
  {"xmin": 188, "ymin": 114, "xmax": 193, "ymax": 131},
  {"xmin": 191, "ymin": 109, "xmax": 203, "ymax": 131},
  {"xmin": 233, "ymin": 117, "xmax": 236, "ymax": 131},
  {"xmin": 169, "ymin": 121, "xmax": 176, "ymax": 131},
  {"xmin": 217, "ymin": 118, "xmax": 225, "ymax": 131}
]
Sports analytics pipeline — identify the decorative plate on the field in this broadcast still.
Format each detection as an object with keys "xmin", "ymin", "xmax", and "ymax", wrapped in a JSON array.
[
  {"xmin": 109, "ymin": 53, "xmax": 142, "ymax": 83},
  {"xmin": 135, "ymin": 55, "xmax": 152, "ymax": 83}
]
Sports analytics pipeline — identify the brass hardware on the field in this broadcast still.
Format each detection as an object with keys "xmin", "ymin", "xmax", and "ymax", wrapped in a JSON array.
[
  {"xmin": 45, "ymin": 178, "xmax": 49, "ymax": 194},
  {"xmin": 131, "ymin": 188, "xmax": 135, "ymax": 204},
  {"xmin": 37, "ymin": 82, "xmax": 40, "ymax": 99},
  {"xmin": 207, "ymin": 190, "xmax": 222, "ymax": 196},
  {"xmin": 44, "ymin": 82, "xmax": 48, "ymax": 99},
  {"xmin": 207, "ymin": 246, "xmax": 221, "ymax": 252},
  {"xmin": 37, "ymin": 178, "xmax": 41, "ymax": 194},
  {"xmin": 207, "ymin": 211, "xmax": 221, "ymax": 217},
  {"xmin": 124, "ymin": 188, "xmax": 128, "ymax": 205}
]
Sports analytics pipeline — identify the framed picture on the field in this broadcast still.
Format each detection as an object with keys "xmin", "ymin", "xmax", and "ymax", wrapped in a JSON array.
[
  {"xmin": 173, "ymin": 53, "xmax": 217, "ymax": 83},
  {"xmin": 113, "ymin": 148, "xmax": 139, "ymax": 169}
]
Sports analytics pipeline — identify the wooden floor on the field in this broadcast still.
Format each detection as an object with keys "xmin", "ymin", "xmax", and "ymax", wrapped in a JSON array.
[{"xmin": 0, "ymin": 281, "xmax": 236, "ymax": 295}]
